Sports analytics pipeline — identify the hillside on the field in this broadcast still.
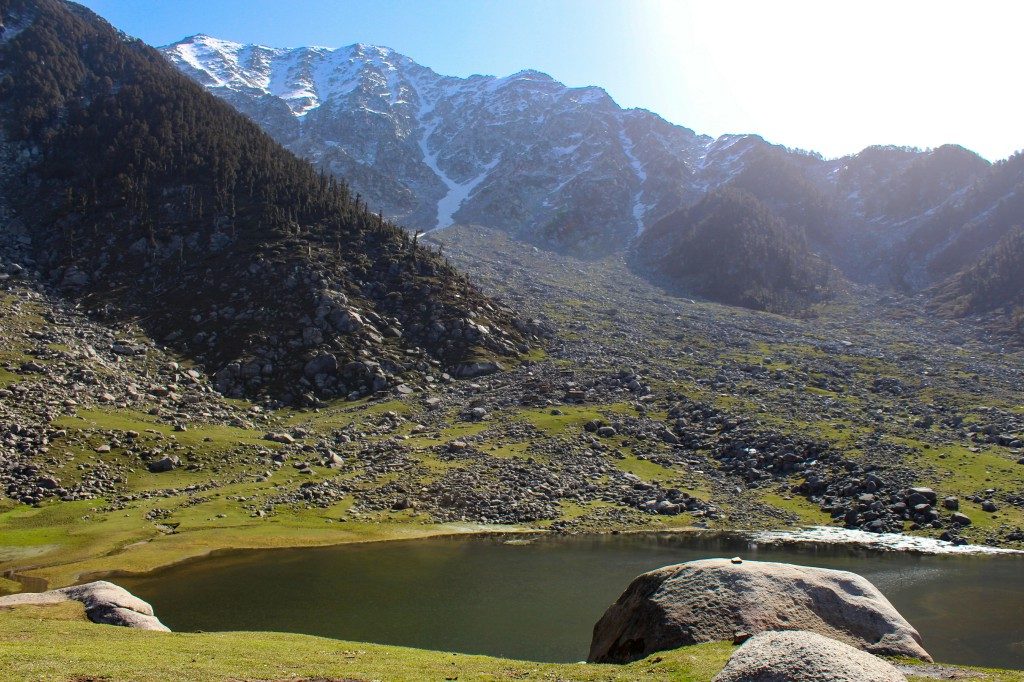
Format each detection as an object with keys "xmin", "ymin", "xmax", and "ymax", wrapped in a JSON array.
[
  {"xmin": 931, "ymin": 226, "xmax": 1024, "ymax": 338},
  {"xmin": 895, "ymin": 152, "xmax": 1024, "ymax": 287},
  {"xmin": 635, "ymin": 189, "xmax": 836, "ymax": 313},
  {"xmin": 0, "ymin": 0, "xmax": 527, "ymax": 405}
]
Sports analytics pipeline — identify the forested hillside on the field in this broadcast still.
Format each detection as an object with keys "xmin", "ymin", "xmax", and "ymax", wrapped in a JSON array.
[
  {"xmin": 0, "ymin": 0, "xmax": 526, "ymax": 404},
  {"xmin": 635, "ymin": 189, "xmax": 836, "ymax": 313}
]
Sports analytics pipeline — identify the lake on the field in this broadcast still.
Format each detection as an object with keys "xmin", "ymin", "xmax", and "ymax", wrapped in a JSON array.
[{"xmin": 116, "ymin": 533, "xmax": 1024, "ymax": 669}]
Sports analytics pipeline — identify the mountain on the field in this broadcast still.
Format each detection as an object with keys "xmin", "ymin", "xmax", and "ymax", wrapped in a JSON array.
[
  {"xmin": 635, "ymin": 189, "xmax": 836, "ymax": 313},
  {"xmin": 163, "ymin": 37, "xmax": 1005, "ymax": 282},
  {"xmin": 0, "ymin": 0, "xmax": 528, "ymax": 405},
  {"xmin": 161, "ymin": 35, "xmax": 722, "ymax": 251},
  {"xmin": 893, "ymin": 151, "xmax": 1024, "ymax": 288}
]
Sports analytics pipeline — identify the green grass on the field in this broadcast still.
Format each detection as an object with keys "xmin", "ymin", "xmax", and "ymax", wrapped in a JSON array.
[
  {"xmin": 0, "ymin": 602, "xmax": 738, "ymax": 682},
  {"xmin": 403, "ymin": 420, "xmax": 491, "ymax": 449},
  {"xmin": 0, "ymin": 490, "xmax": 510, "ymax": 589},
  {"xmin": 616, "ymin": 452, "xmax": 677, "ymax": 482},
  {"xmin": 759, "ymin": 492, "xmax": 833, "ymax": 526},
  {"xmin": 1, "ymin": 598, "xmax": 1018, "ymax": 681},
  {"xmin": 515, "ymin": 404, "xmax": 633, "ymax": 436}
]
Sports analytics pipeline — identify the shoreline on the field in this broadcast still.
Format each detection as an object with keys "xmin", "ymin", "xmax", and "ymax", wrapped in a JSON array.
[{"xmin": 12, "ymin": 522, "xmax": 1016, "ymax": 595}]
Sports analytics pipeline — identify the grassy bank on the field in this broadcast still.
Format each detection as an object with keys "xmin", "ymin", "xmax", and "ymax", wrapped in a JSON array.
[
  {"xmin": 0, "ymin": 493, "xmax": 523, "ymax": 591},
  {"xmin": 3, "ymin": 602, "xmax": 1022, "ymax": 682}
]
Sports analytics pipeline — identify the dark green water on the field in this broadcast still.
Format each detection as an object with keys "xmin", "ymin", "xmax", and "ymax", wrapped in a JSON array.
[{"xmin": 117, "ymin": 534, "xmax": 1024, "ymax": 669}]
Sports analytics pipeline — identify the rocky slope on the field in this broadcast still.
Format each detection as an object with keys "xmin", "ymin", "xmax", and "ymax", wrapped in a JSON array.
[
  {"xmin": 931, "ymin": 226, "xmax": 1024, "ymax": 327},
  {"xmin": 0, "ymin": 0, "xmax": 531, "ymax": 406}
]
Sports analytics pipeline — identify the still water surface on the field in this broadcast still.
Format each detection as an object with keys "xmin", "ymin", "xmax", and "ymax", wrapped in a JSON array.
[{"xmin": 118, "ymin": 534, "xmax": 1024, "ymax": 669}]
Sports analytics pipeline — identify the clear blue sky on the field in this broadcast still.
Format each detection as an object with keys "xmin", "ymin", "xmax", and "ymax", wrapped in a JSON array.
[{"xmin": 77, "ymin": 0, "xmax": 1022, "ymax": 161}]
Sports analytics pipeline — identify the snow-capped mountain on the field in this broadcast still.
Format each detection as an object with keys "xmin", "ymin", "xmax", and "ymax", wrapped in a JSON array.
[
  {"xmin": 163, "ymin": 35, "xmax": 740, "ymax": 249},
  {"xmin": 164, "ymin": 35, "xmax": 1009, "ymax": 290}
]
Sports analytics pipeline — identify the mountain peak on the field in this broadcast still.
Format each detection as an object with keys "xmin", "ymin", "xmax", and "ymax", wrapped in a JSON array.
[
  {"xmin": 508, "ymin": 68, "xmax": 554, "ymax": 81},
  {"xmin": 174, "ymin": 33, "xmax": 243, "ymax": 50}
]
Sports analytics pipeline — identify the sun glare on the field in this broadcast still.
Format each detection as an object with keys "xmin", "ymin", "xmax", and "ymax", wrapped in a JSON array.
[{"xmin": 641, "ymin": 0, "xmax": 1022, "ymax": 159}]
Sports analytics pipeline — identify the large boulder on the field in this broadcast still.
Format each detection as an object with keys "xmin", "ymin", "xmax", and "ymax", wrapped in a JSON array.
[
  {"xmin": 588, "ymin": 558, "xmax": 930, "ymax": 663},
  {"xmin": 713, "ymin": 630, "xmax": 907, "ymax": 682},
  {"xmin": 0, "ymin": 580, "xmax": 169, "ymax": 631}
]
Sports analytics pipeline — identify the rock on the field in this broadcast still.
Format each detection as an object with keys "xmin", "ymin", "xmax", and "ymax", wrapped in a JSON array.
[
  {"xmin": 907, "ymin": 487, "xmax": 937, "ymax": 504},
  {"xmin": 147, "ymin": 455, "xmax": 179, "ymax": 473},
  {"xmin": 942, "ymin": 496, "xmax": 959, "ymax": 511},
  {"xmin": 0, "ymin": 581, "xmax": 169, "ymax": 631},
  {"xmin": 950, "ymin": 512, "xmax": 972, "ymax": 526},
  {"xmin": 452, "ymin": 361, "xmax": 503, "ymax": 378},
  {"xmin": 588, "ymin": 558, "xmax": 930, "ymax": 663},
  {"xmin": 303, "ymin": 353, "xmax": 338, "ymax": 378},
  {"xmin": 732, "ymin": 631, "xmax": 752, "ymax": 645},
  {"xmin": 597, "ymin": 426, "xmax": 617, "ymax": 438},
  {"xmin": 713, "ymin": 631, "xmax": 906, "ymax": 682},
  {"xmin": 981, "ymin": 500, "xmax": 998, "ymax": 512},
  {"xmin": 264, "ymin": 432, "xmax": 295, "ymax": 444}
]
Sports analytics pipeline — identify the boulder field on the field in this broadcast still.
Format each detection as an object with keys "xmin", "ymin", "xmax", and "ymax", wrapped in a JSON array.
[{"xmin": 589, "ymin": 557, "xmax": 930, "ymax": 663}]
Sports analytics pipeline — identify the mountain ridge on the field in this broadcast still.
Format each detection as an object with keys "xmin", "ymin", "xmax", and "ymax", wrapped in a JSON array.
[
  {"xmin": 162, "ymin": 36, "xmax": 1014, "ymax": 287},
  {"xmin": 161, "ymin": 34, "xmax": 712, "ymax": 249}
]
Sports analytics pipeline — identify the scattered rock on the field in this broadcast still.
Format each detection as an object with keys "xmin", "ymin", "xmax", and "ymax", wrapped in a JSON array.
[
  {"xmin": 264, "ymin": 432, "xmax": 295, "ymax": 444},
  {"xmin": 147, "ymin": 455, "xmax": 180, "ymax": 473}
]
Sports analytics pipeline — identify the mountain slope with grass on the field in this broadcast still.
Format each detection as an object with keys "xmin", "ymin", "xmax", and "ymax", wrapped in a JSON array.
[{"xmin": 0, "ymin": 0, "xmax": 528, "ymax": 406}]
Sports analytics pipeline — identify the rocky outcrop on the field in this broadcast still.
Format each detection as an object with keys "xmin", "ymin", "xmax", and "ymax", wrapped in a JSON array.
[
  {"xmin": 713, "ymin": 631, "xmax": 907, "ymax": 682},
  {"xmin": 588, "ymin": 558, "xmax": 930, "ymax": 663},
  {"xmin": 0, "ymin": 581, "xmax": 169, "ymax": 631}
]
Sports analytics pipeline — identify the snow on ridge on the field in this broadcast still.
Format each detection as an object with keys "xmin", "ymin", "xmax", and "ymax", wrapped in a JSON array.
[{"xmin": 415, "ymin": 77, "xmax": 502, "ymax": 231}]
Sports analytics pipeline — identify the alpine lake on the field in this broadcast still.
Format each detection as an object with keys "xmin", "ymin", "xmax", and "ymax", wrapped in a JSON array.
[{"xmin": 115, "ymin": 533, "xmax": 1024, "ymax": 669}]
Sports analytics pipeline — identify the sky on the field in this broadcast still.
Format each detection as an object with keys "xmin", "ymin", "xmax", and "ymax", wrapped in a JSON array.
[{"xmin": 77, "ymin": 0, "xmax": 1022, "ymax": 161}]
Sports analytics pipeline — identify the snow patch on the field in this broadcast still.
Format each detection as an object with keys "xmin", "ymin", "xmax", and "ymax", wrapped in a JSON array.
[
  {"xmin": 751, "ymin": 526, "xmax": 1023, "ymax": 555},
  {"xmin": 619, "ymin": 126, "xmax": 649, "ymax": 237},
  {"xmin": 433, "ymin": 155, "xmax": 500, "ymax": 231}
]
